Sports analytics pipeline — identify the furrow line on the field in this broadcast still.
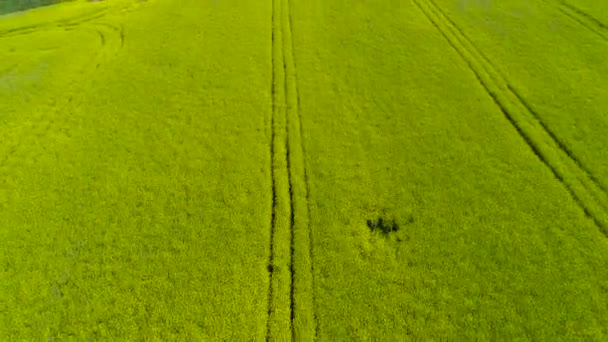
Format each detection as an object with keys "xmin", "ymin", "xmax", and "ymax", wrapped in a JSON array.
[{"xmin": 414, "ymin": 0, "xmax": 608, "ymax": 234}]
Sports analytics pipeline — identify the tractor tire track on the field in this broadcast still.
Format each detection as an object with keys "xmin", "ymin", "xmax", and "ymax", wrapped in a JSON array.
[
  {"xmin": 434, "ymin": 0, "xmax": 608, "ymax": 223},
  {"xmin": 267, "ymin": 0, "xmax": 293, "ymax": 340},
  {"xmin": 413, "ymin": 0, "xmax": 608, "ymax": 235},
  {"xmin": 283, "ymin": 0, "xmax": 317, "ymax": 340},
  {"xmin": 430, "ymin": 0, "xmax": 608, "ymax": 213},
  {"xmin": 95, "ymin": 27, "xmax": 106, "ymax": 46},
  {"xmin": 508, "ymin": 84, "xmax": 608, "ymax": 212},
  {"xmin": 551, "ymin": 1, "xmax": 608, "ymax": 43},
  {"xmin": 93, "ymin": 22, "xmax": 125, "ymax": 48},
  {"xmin": 266, "ymin": 0, "xmax": 278, "ymax": 337},
  {"xmin": 425, "ymin": 0, "xmax": 608, "ymax": 212},
  {"xmin": 282, "ymin": 1, "xmax": 296, "ymax": 340},
  {"xmin": 284, "ymin": 8, "xmax": 296, "ymax": 338},
  {"xmin": 267, "ymin": 0, "xmax": 315, "ymax": 340}
]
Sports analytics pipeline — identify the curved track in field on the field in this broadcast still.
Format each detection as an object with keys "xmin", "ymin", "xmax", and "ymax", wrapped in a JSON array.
[{"xmin": 0, "ymin": 4, "xmax": 130, "ymax": 176}]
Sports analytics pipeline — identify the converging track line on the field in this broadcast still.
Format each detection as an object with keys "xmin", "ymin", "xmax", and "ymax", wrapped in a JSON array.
[{"xmin": 412, "ymin": 0, "xmax": 608, "ymax": 235}]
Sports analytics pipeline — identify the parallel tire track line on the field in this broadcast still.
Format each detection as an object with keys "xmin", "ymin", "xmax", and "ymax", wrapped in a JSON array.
[
  {"xmin": 427, "ymin": 0, "xmax": 608, "ymax": 213},
  {"xmin": 413, "ymin": 0, "xmax": 608, "ymax": 235},
  {"xmin": 507, "ymin": 85, "xmax": 608, "ymax": 213},
  {"xmin": 283, "ymin": 0, "xmax": 317, "ymax": 340},
  {"xmin": 445, "ymin": 0, "xmax": 608, "ymax": 220},
  {"xmin": 267, "ymin": 0, "xmax": 315, "ymax": 339},
  {"xmin": 551, "ymin": 1, "xmax": 608, "ymax": 42},
  {"xmin": 285, "ymin": 0, "xmax": 318, "ymax": 339},
  {"xmin": 427, "ymin": 0, "xmax": 608, "ymax": 203}
]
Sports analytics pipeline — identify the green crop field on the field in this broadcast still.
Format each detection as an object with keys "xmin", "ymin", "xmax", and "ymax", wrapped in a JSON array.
[{"xmin": 1, "ymin": 0, "xmax": 608, "ymax": 340}]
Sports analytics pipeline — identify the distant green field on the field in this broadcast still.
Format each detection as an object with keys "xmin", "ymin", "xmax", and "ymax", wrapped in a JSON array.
[
  {"xmin": 0, "ymin": 0, "xmax": 66, "ymax": 15},
  {"xmin": 2, "ymin": 0, "xmax": 608, "ymax": 340}
]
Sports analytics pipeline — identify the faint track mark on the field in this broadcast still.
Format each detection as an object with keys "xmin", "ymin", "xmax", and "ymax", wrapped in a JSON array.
[{"xmin": 96, "ymin": 28, "xmax": 105, "ymax": 45}]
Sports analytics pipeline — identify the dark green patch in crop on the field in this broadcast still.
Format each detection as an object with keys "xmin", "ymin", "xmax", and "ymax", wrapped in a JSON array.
[
  {"xmin": 367, "ymin": 217, "xmax": 399, "ymax": 235},
  {"xmin": 367, "ymin": 214, "xmax": 413, "ymax": 238}
]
